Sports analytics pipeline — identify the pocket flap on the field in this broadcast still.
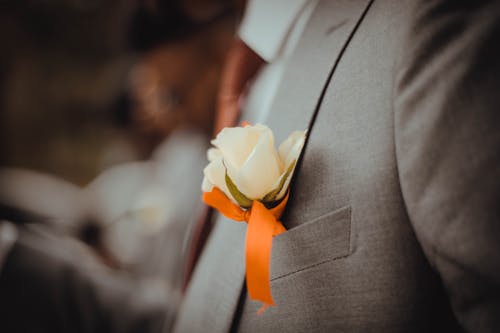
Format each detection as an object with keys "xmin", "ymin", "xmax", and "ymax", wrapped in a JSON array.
[{"xmin": 271, "ymin": 205, "xmax": 351, "ymax": 280}]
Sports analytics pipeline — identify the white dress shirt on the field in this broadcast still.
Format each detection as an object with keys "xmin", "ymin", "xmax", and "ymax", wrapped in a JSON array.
[{"xmin": 239, "ymin": 0, "xmax": 318, "ymax": 123}]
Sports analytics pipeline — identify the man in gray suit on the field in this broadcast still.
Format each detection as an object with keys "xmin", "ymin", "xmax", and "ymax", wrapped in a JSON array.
[
  {"xmin": 1, "ymin": 0, "xmax": 499, "ymax": 332},
  {"xmin": 174, "ymin": 0, "xmax": 500, "ymax": 331}
]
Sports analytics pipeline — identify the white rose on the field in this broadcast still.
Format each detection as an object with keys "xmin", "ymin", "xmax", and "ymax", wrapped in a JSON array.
[{"xmin": 202, "ymin": 124, "xmax": 306, "ymax": 207}]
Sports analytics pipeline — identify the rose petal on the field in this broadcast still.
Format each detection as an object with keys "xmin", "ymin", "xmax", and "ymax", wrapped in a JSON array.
[
  {"xmin": 211, "ymin": 127, "xmax": 260, "ymax": 169},
  {"xmin": 265, "ymin": 159, "xmax": 296, "ymax": 201},
  {"xmin": 203, "ymin": 157, "xmax": 236, "ymax": 203},
  {"xmin": 232, "ymin": 129, "xmax": 282, "ymax": 199},
  {"xmin": 207, "ymin": 148, "xmax": 222, "ymax": 162},
  {"xmin": 275, "ymin": 165, "xmax": 295, "ymax": 200},
  {"xmin": 201, "ymin": 176, "xmax": 213, "ymax": 192},
  {"xmin": 273, "ymin": 130, "xmax": 306, "ymax": 200},
  {"xmin": 278, "ymin": 130, "xmax": 306, "ymax": 168}
]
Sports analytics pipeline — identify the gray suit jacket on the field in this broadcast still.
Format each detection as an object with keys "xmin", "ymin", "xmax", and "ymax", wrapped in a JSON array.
[{"xmin": 174, "ymin": 0, "xmax": 500, "ymax": 331}]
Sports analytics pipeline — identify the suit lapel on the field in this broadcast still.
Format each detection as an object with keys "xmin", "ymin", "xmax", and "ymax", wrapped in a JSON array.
[
  {"xmin": 173, "ymin": 1, "xmax": 373, "ymax": 332},
  {"xmin": 266, "ymin": 0, "xmax": 374, "ymax": 143},
  {"xmin": 266, "ymin": 0, "xmax": 373, "ymax": 230}
]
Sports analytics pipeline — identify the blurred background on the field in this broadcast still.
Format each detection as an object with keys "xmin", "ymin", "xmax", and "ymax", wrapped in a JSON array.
[
  {"xmin": 0, "ymin": 0, "xmax": 244, "ymax": 290},
  {"xmin": 0, "ymin": 0, "xmax": 243, "ymax": 183}
]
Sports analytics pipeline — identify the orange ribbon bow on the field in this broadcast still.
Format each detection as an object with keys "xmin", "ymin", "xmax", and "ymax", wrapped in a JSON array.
[{"xmin": 203, "ymin": 187, "xmax": 288, "ymax": 312}]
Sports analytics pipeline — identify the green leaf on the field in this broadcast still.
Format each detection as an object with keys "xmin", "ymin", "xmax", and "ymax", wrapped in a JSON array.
[
  {"xmin": 262, "ymin": 160, "xmax": 296, "ymax": 202},
  {"xmin": 225, "ymin": 171, "xmax": 253, "ymax": 209}
]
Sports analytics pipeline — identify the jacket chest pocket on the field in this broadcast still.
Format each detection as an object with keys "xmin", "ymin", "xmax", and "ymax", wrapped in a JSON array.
[{"xmin": 270, "ymin": 205, "xmax": 352, "ymax": 281}]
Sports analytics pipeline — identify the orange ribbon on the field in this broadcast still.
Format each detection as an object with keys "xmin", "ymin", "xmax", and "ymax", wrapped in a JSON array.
[{"xmin": 203, "ymin": 187, "xmax": 287, "ymax": 312}]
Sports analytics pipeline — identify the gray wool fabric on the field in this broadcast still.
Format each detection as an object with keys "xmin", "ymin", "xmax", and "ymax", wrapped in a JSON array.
[{"xmin": 174, "ymin": 0, "xmax": 500, "ymax": 332}]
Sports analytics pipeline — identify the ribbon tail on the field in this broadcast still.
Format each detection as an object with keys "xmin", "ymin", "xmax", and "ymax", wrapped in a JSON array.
[
  {"xmin": 245, "ymin": 201, "xmax": 284, "ymax": 307},
  {"xmin": 273, "ymin": 222, "xmax": 286, "ymax": 236},
  {"xmin": 257, "ymin": 304, "xmax": 271, "ymax": 315},
  {"xmin": 204, "ymin": 188, "xmax": 287, "ymax": 312}
]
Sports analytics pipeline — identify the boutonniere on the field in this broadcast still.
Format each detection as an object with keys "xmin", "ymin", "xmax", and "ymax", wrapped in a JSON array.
[{"xmin": 202, "ymin": 123, "xmax": 306, "ymax": 312}]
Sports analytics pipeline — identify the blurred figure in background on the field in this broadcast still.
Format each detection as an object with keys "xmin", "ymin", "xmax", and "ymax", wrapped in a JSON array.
[
  {"xmin": 0, "ymin": 0, "xmax": 242, "ymax": 332},
  {"xmin": 128, "ymin": 6, "xmax": 235, "ymax": 152}
]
